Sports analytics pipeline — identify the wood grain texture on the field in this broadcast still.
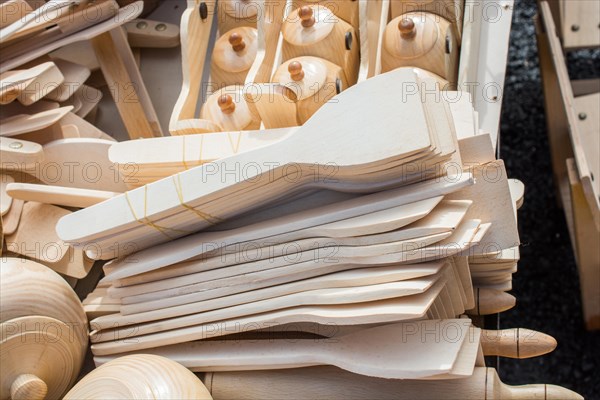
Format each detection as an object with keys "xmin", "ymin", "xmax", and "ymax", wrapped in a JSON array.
[
  {"xmin": 281, "ymin": 5, "xmax": 360, "ymax": 85},
  {"xmin": 202, "ymin": 366, "xmax": 583, "ymax": 399},
  {"xmin": 63, "ymin": 354, "xmax": 212, "ymax": 399}
]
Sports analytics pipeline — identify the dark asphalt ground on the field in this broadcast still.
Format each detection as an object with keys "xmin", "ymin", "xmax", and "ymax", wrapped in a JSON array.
[{"xmin": 497, "ymin": 1, "xmax": 599, "ymax": 398}]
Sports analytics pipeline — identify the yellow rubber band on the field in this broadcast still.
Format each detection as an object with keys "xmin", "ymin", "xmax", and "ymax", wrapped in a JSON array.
[
  {"xmin": 227, "ymin": 131, "xmax": 242, "ymax": 154},
  {"xmin": 182, "ymin": 135, "xmax": 190, "ymax": 170},
  {"xmin": 124, "ymin": 186, "xmax": 188, "ymax": 239},
  {"xmin": 172, "ymin": 175, "xmax": 222, "ymax": 225}
]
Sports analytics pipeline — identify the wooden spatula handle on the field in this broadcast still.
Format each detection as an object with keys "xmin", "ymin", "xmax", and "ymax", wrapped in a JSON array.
[{"xmin": 481, "ymin": 328, "xmax": 557, "ymax": 359}]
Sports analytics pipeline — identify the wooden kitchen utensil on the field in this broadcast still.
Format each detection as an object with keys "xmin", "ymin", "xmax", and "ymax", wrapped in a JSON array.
[
  {"xmin": 4, "ymin": 202, "xmax": 93, "ymax": 278},
  {"xmin": 58, "ymin": 68, "xmax": 460, "ymax": 253},
  {"xmin": 93, "ymin": 263, "xmax": 444, "ymax": 329},
  {"xmin": 104, "ymin": 198, "xmax": 467, "ymax": 286},
  {"xmin": 63, "ymin": 354, "xmax": 212, "ymax": 399},
  {"xmin": 6, "ymin": 182, "xmax": 119, "ymax": 208},
  {"xmin": 93, "ymin": 320, "xmax": 476, "ymax": 380},
  {"xmin": 201, "ymin": 366, "xmax": 583, "ymax": 399},
  {"xmin": 90, "ymin": 278, "xmax": 448, "ymax": 355},
  {"xmin": 1, "ymin": 2, "xmax": 143, "ymax": 73},
  {"xmin": 105, "ymin": 197, "xmax": 454, "ymax": 285},
  {"xmin": 98, "ymin": 174, "xmax": 472, "ymax": 280},
  {"xmin": 0, "ymin": 106, "xmax": 73, "ymax": 137}
]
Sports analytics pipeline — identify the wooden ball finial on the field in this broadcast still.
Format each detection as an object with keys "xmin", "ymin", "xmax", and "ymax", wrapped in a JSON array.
[
  {"xmin": 288, "ymin": 61, "xmax": 305, "ymax": 81},
  {"xmin": 299, "ymin": 6, "xmax": 315, "ymax": 28},
  {"xmin": 10, "ymin": 374, "xmax": 48, "ymax": 400},
  {"xmin": 228, "ymin": 32, "xmax": 246, "ymax": 52},
  {"xmin": 218, "ymin": 94, "xmax": 236, "ymax": 114},
  {"xmin": 398, "ymin": 18, "xmax": 416, "ymax": 39}
]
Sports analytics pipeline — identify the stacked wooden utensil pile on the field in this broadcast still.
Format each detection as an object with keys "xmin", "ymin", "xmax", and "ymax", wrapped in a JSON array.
[
  {"xmin": 0, "ymin": 0, "xmax": 586, "ymax": 399},
  {"xmin": 62, "ymin": 69, "xmax": 569, "ymax": 398}
]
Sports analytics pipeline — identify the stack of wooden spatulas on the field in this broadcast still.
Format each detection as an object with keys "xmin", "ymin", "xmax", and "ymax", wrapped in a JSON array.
[{"xmin": 57, "ymin": 68, "xmax": 465, "ymax": 259}]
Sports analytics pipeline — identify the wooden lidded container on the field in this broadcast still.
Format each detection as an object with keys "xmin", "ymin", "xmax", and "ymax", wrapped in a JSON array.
[{"xmin": 211, "ymin": 27, "xmax": 258, "ymax": 89}]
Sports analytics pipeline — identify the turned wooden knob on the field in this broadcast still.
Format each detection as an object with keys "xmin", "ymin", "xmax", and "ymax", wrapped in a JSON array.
[
  {"xmin": 10, "ymin": 374, "xmax": 48, "ymax": 400},
  {"xmin": 218, "ymin": 94, "xmax": 236, "ymax": 114},
  {"xmin": 228, "ymin": 32, "xmax": 245, "ymax": 52},
  {"xmin": 299, "ymin": 6, "xmax": 315, "ymax": 28},
  {"xmin": 288, "ymin": 61, "xmax": 305, "ymax": 81},
  {"xmin": 398, "ymin": 18, "xmax": 416, "ymax": 39}
]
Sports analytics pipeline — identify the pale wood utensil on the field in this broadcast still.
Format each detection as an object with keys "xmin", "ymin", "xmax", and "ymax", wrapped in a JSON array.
[
  {"xmin": 90, "ymin": 279, "xmax": 448, "ymax": 355},
  {"xmin": 93, "ymin": 263, "xmax": 444, "ymax": 329},
  {"xmin": 0, "ymin": 198, "xmax": 23, "ymax": 235},
  {"xmin": 95, "ymin": 276, "xmax": 442, "ymax": 342},
  {"xmin": 1, "ymin": 174, "xmax": 15, "ymax": 215},
  {"xmin": 0, "ymin": 2, "xmax": 143, "ymax": 73},
  {"xmin": 201, "ymin": 366, "xmax": 583, "ymax": 399},
  {"xmin": 58, "ymin": 69, "xmax": 460, "ymax": 257},
  {"xmin": 102, "ymin": 196, "xmax": 453, "ymax": 282},
  {"xmin": 108, "ymin": 231, "xmax": 451, "ymax": 304},
  {"xmin": 6, "ymin": 182, "xmax": 119, "ymax": 208},
  {"xmin": 98, "ymin": 175, "xmax": 472, "ymax": 281},
  {"xmin": 0, "ymin": 106, "xmax": 73, "ymax": 136},
  {"xmin": 4, "ymin": 202, "xmax": 93, "ymax": 278},
  {"xmin": 105, "ymin": 199, "xmax": 467, "ymax": 289},
  {"xmin": 93, "ymin": 320, "xmax": 476, "ymax": 380},
  {"xmin": 63, "ymin": 354, "xmax": 212, "ymax": 399},
  {"xmin": 45, "ymin": 58, "xmax": 91, "ymax": 102},
  {"xmin": 0, "ymin": 0, "xmax": 33, "ymax": 29}
]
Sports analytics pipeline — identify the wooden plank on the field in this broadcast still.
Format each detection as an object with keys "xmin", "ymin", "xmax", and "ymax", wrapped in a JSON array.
[
  {"xmin": 561, "ymin": 0, "xmax": 600, "ymax": 49},
  {"xmin": 567, "ymin": 158, "xmax": 600, "ymax": 330},
  {"xmin": 91, "ymin": 28, "xmax": 162, "ymax": 139}
]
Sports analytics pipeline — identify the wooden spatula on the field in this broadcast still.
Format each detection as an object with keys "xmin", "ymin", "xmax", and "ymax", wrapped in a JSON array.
[
  {"xmin": 109, "ymin": 219, "xmax": 483, "ymax": 308},
  {"xmin": 0, "ymin": 107, "xmax": 73, "ymax": 137},
  {"xmin": 94, "ymin": 320, "xmax": 475, "ymax": 380},
  {"xmin": 57, "ymin": 69, "xmax": 452, "ymax": 253},
  {"xmin": 93, "ymin": 263, "xmax": 444, "ymax": 330},
  {"xmin": 90, "ymin": 279, "xmax": 447, "ymax": 355},
  {"xmin": 6, "ymin": 182, "xmax": 118, "ymax": 208}
]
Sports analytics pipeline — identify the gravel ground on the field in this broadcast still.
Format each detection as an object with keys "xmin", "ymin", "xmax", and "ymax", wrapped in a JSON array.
[{"xmin": 497, "ymin": 1, "xmax": 600, "ymax": 398}]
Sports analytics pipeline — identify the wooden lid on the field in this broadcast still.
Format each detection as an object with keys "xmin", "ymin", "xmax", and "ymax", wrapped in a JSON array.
[
  {"xmin": 282, "ymin": 5, "xmax": 335, "ymax": 46},
  {"xmin": 383, "ymin": 12, "xmax": 440, "ymax": 59},
  {"xmin": 63, "ymin": 355, "xmax": 213, "ymax": 399},
  {"xmin": 201, "ymin": 86, "xmax": 254, "ymax": 131},
  {"xmin": 0, "ymin": 257, "xmax": 87, "ymax": 326},
  {"xmin": 212, "ymin": 27, "xmax": 257, "ymax": 73},
  {"xmin": 1, "ymin": 316, "xmax": 86, "ymax": 399},
  {"xmin": 272, "ymin": 56, "xmax": 327, "ymax": 101},
  {"xmin": 219, "ymin": 0, "xmax": 258, "ymax": 19}
]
